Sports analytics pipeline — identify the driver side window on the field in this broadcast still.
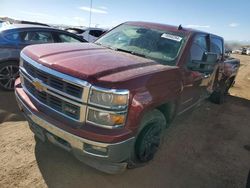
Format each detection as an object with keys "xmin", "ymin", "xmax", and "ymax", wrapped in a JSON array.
[
  {"xmin": 186, "ymin": 35, "xmax": 208, "ymax": 70},
  {"xmin": 190, "ymin": 35, "xmax": 208, "ymax": 62}
]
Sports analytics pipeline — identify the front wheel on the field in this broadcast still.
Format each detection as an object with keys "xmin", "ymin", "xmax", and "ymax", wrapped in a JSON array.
[
  {"xmin": 128, "ymin": 109, "xmax": 166, "ymax": 167},
  {"xmin": 0, "ymin": 62, "xmax": 19, "ymax": 91},
  {"xmin": 135, "ymin": 123, "xmax": 163, "ymax": 162}
]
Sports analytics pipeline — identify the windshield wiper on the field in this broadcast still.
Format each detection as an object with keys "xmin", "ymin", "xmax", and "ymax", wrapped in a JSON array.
[
  {"xmin": 95, "ymin": 42, "xmax": 116, "ymax": 50},
  {"xmin": 115, "ymin": 48, "xmax": 146, "ymax": 58},
  {"xmin": 95, "ymin": 44, "xmax": 146, "ymax": 58}
]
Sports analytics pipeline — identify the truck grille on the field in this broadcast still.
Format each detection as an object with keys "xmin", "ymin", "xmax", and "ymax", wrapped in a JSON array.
[
  {"xmin": 23, "ymin": 61, "xmax": 83, "ymax": 98},
  {"xmin": 20, "ymin": 55, "xmax": 90, "ymax": 122},
  {"xmin": 23, "ymin": 77, "xmax": 80, "ymax": 120}
]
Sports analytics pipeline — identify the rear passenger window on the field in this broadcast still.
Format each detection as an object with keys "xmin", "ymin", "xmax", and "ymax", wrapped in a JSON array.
[
  {"xmin": 20, "ymin": 31, "xmax": 54, "ymax": 44},
  {"xmin": 58, "ymin": 34, "xmax": 81, "ymax": 43}
]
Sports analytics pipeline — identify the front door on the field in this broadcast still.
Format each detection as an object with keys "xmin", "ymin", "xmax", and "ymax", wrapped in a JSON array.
[{"xmin": 178, "ymin": 34, "xmax": 212, "ymax": 113}]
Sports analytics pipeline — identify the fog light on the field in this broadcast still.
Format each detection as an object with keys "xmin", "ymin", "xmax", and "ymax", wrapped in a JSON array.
[{"xmin": 84, "ymin": 143, "xmax": 108, "ymax": 156}]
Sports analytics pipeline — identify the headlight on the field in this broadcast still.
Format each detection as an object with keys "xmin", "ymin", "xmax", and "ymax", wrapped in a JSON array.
[
  {"xmin": 87, "ymin": 108, "xmax": 126, "ymax": 128},
  {"xmin": 89, "ymin": 86, "xmax": 129, "ymax": 110}
]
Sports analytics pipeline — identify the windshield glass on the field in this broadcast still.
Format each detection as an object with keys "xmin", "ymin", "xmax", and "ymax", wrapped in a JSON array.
[{"xmin": 95, "ymin": 24, "xmax": 185, "ymax": 65}]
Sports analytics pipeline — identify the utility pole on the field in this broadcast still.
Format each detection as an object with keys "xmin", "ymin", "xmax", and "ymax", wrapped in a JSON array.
[
  {"xmin": 89, "ymin": 0, "xmax": 93, "ymax": 28},
  {"xmin": 88, "ymin": 0, "xmax": 93, "ymax": 41}
]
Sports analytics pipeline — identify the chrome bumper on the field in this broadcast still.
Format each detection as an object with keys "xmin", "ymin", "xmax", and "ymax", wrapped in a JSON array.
[{"xmin": 15, "ymin": 91, "xmax": 135, "ymax": 174}]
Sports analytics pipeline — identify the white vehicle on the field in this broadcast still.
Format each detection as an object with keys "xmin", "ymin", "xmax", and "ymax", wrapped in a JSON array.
[
  {"xmin": 66, "ymin": 27, "xmax": 106, "ymax": 42},
  {"xmin": 242, "ymin": 47, "xmax": 250, "ymax": 55},
  {"xmin": 232, "ymin": 49, "xmax": 242, "ymax": 54}
]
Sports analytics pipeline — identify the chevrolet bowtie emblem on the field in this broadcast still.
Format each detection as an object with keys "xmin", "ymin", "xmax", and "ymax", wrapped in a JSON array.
[{"xmin": 32, "ymin": 79, "xmax": 47, "ymax": 92}]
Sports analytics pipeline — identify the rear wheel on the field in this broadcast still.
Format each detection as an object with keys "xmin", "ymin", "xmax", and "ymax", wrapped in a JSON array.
[
  {"xmin": 210, "ymin": 83, "xmax": 227, "ymax": 104},
  {"xmin": 0, "ymin": 62, "xmax": 19, "ymax": 91},
  {"xmin": 128, "ymin": 109, "xmax": 166, "ymax": 167}
]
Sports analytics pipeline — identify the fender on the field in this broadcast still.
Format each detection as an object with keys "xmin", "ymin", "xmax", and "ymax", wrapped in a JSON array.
[{"xmin": 126, "ymin": 74, "xmax": 183, "ymax": 134}]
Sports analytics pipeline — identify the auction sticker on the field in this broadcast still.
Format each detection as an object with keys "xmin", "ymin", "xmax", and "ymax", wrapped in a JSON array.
[{"xmin": 161, "ymin": 33, "xmax": 182, "ymax": 42}]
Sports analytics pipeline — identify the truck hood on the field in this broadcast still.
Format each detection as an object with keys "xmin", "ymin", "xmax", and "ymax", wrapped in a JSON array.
[{"xmin": 22, "ymin": 43, "xmax": 176, "ymax": 84}]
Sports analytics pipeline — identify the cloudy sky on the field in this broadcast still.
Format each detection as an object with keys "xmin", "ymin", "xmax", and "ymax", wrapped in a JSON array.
[{"xmin": 0, "ymin": 0, "xmax": 249, "ymax": 41}]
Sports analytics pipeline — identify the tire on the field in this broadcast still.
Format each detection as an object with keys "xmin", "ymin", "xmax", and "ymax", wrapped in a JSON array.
[
  {"xmin": 128, "ymin": 109, "xmax": 166, "ymax": 168},
  {"xmin": 0, "ymin": 61, "xmax": 19, "ymax": 91},
  {"xmin": 210, "ymin": 83, "xmax": 227, "ymax": 104}
]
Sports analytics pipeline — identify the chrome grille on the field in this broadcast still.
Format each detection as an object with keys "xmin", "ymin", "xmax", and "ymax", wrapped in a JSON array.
[
  {"xmin": 23, "ymin": 77, "xmax": 80, "ymax": 120},
  {"xmin": 20, "ymin": 53, "xmax": 91, "ymax": 122},
  {"xmin": 23, "ymin": 61, "xmax": 83, "ymax": 98}
]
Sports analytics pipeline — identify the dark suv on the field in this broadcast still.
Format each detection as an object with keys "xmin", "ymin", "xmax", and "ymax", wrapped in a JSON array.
[{"xmin": 0, "ymin": 24, "xmax": 86, "ymax": 90}]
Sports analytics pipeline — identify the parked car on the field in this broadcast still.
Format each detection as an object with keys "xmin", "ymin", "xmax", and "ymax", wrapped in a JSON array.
[
  {"xmin": 232, "ymin": 49, "xmax": 242, "ymax": 54},
  {"xmin": 0, "ymin": 20, "xmax": 7, "ymax": 28},
  {"xmin": 15, "ymin": 21, "xmax": 239, "ymax": 174},
  {"xmin": 0, "ymin": 24, "xmax": 86, "ymax": 90},
  {"xmin": 224, "ymin": 48, "xmax": 232, "ymax": 57},
  {"xmin": 242, "ymin": 47, "xmax": 250, "ymax": 55},
  {"xmin": 66, "ymin": 27, "xmax": 106, "ymax": 42}
]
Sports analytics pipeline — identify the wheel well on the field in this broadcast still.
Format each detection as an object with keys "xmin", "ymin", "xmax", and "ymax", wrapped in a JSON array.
[
  {"xmin": 227, "ymin": 76, "xmax": 236, "ymax": 87},
  {"xmin": 229, "ymin": 76, "xmax": 235, "ymax": 82},
  {"xmin": 156, "ymin": 101, "xmax": 177, "ymax": 126}
]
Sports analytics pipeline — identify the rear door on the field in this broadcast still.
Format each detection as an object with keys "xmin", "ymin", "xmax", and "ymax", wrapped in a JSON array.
[
  {"xmin": 208, "ymin": 36, "xmax": 225, "ymax": 92},
  {"xmin": 0, "ymin": 31, "xmax": 21, "ymax": 61}
]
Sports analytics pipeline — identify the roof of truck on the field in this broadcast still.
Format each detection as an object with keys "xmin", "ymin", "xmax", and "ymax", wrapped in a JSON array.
[{"xmin": 124, "ymin": 21, "xmax": 222, "ymax": 38}]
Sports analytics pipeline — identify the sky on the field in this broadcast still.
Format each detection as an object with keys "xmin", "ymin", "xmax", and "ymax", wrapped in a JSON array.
[{"xmin": 0, "ymin": 0, "xmax": 250, "ymax": 42}]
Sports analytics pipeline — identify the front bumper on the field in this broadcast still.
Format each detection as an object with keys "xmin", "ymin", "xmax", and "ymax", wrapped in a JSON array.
[{"xmin": 15, "ymin": 88, "xmax": 135, "ymax": 174}]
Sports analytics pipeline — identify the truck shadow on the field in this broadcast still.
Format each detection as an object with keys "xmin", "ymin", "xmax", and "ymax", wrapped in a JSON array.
[
  {"xmin": 34, "ymin": 94, "xmax": 250, "ymax": 188},
  {"xmin": 0, "ymin": 91, "xmax": 25, "ymax": 124}
]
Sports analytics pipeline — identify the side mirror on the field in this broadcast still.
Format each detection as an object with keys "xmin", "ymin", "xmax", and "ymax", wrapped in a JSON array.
[
  {"xmin": 203, "ymin": 52, "xmax": 218, "ymax": 63},
  {"xmin": 188, "ymin": 52, "xmax": 218, "ymax": 73}
]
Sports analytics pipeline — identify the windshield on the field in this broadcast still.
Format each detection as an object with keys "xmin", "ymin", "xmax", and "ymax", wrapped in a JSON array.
[{"xmin": 95, "ymin": 24, "xmax": 185, "ymax": 65}]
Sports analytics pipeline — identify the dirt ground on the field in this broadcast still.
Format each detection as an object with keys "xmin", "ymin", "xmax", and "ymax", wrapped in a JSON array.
[{"xmin": 0, "ymin": 54, "xmax": 250, "ymax": 188}]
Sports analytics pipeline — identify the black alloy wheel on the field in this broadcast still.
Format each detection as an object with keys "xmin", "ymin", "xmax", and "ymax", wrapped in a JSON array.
[{"xmin": 136, "ymin": 123, "xmax": 163, "ymax": 162}]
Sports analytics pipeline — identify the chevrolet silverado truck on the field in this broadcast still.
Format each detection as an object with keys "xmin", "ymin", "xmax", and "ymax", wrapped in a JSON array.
[{"xmin": 15, "ymin": 22, "xmax": 239, "ymax": 174}]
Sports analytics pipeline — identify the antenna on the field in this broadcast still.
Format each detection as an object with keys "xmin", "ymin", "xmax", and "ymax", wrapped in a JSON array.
[{"xmin": 178, "ymin": 24, "xmax": 183, "ymax": 30}]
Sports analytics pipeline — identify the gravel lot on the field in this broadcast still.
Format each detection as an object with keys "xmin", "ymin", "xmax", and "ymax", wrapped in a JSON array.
[{"xmin": 0, "ymin": 54, "xmax": 250, "ymax": 188}]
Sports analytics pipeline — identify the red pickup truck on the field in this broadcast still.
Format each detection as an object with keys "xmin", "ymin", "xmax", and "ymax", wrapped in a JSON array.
[{"xmin": 15, "ymin": 22, "xmax": 239, "ymax": 174}]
